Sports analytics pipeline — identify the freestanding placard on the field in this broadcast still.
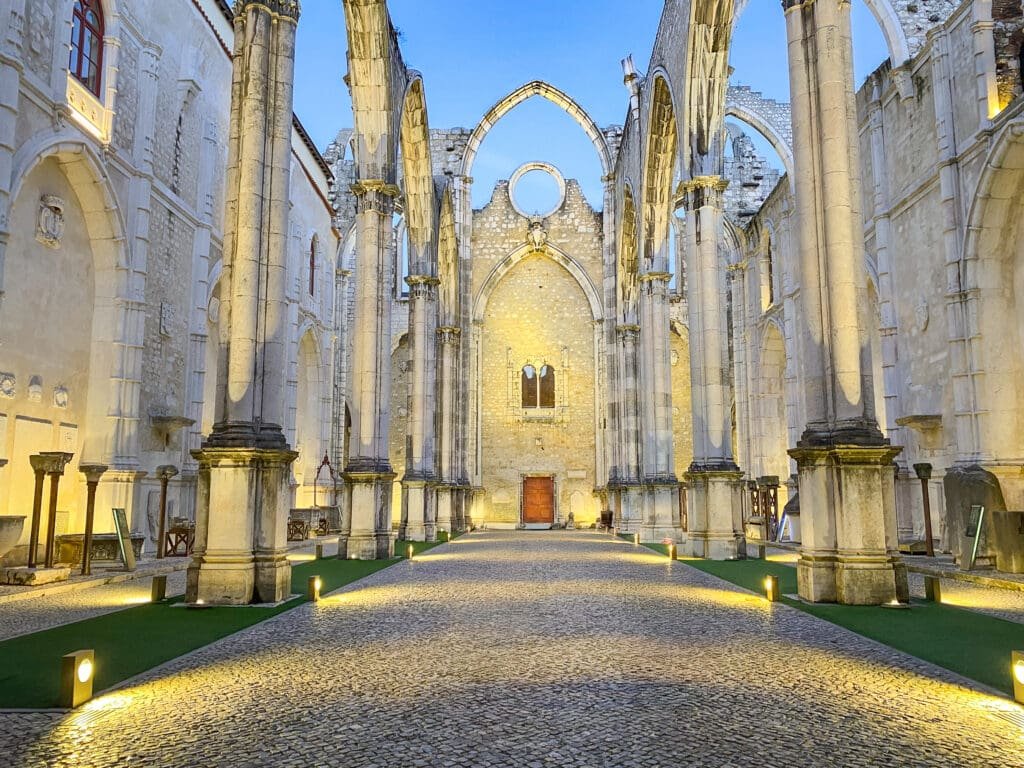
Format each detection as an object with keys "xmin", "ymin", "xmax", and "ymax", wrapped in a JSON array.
[
  {"xmin": 964, "ymin": 504, "xmax": 985, "ymax": 571},
  {"xmin": 111, "ymin": 508, "xmax": 136, "ymax": 572}
]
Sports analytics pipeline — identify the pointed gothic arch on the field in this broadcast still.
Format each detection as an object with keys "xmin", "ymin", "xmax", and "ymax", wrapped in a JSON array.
[
  {"xmin": 474, "ymin": 243, "xmax": 603, "ymax": 324},
  {"xmin": 399, "ymin": 75, "xmax": 435, "ymax": 262},
  {"xmin": 461, "ymin": 80, "xmax": 612, "ymax": 180},
  {"xmin": 642, "ymin": 75, "xmax": 678, "ymax": 268}
]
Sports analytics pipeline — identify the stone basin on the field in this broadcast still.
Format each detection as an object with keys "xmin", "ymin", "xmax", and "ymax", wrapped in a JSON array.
[{"xmin": 0, "ymin": 516, "xmax": 26, "ymax": 559}]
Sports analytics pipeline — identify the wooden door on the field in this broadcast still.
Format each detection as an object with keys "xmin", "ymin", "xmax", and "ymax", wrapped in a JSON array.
[{"xmin": 523, "ymin": 477, "xmax": 555, "ymax": 525}]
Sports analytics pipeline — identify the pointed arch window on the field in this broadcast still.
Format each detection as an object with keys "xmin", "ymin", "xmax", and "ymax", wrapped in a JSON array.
[
  {"xmin": 70, "ymin": 0, "xmax": 105, "ymax": 97},
  {"xmin": 521, "ymin": 364, "xmax": 556, "ymax": 409}
]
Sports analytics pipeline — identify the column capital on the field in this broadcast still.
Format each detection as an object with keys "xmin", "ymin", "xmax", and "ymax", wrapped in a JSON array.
[
  {"xmin": 406, "ymin": 275, "xmax": 441, "ymax": 287},
  {"xmin": 639, "ymin": 271, "xmax": 672, "ymax": 284},
  {"xmin": 351, "ymin": 179, "xmax": 402, "ymax": 198},
  {"xmin": 617, "ymin": 324, "xmax": 641, "ymax": 342},
  {"xmin": 677, "ymin": 176, "xmax": 728, "ymax": 211},
  {"xmin": 79, "ymin": 464, "xmax": 109, "ymax": 484},
  {"xmin": 352, "ymin": 180, "xmax": 401, "ymax": 215},
  {"xmin": 233, "ymin": 1, "xmax": 301, "ymax": 21},
  {"xmin": 31, "ymin": 452, "xmax": 74, "ymax": 475},
  {"xmin": 437, "ymin": 326, "xmax": 462, "ymax": 345}
]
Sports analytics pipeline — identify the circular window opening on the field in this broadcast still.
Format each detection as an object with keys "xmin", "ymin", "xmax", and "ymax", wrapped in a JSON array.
[{"xmin": 510, "ymin": 163, "xmax": 566, "ymax": 219}]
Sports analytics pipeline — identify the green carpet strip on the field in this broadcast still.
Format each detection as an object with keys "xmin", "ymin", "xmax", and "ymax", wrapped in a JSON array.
[
  {"xmin": 0, "ymin": 540, "xmax": 438, "ymax": 709},
  {"xmin": 684, "ymin": 556, "xmax": 1024, "ymax": 696}
]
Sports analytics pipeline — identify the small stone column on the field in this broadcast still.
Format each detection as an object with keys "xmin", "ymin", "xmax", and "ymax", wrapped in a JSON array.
[
  {"xmin": 340, "ymin": 179, "xmax": 400, "ymax": 560},
  {"xmin": 617, "ymin": 325, "xmax": 644, "ymax": 533},
  {"xmin": 79, "ymin": 464, "xmax": 108, "ymax": 576},
  {"xmin": 42, "ymin": 453, "xmax": 74, "ymax": 569},
  {"xmin": 187, "ymin": 0, "xmax": 301, "ymax": 605},
  {"xmin": 681, "ymin": 177, "xmax": 744, "ymax": 559},
  {"xmin": 400, "ymin": 276, "xmax": 440, "ymax": 542},
  {"xmin": 26, "ymin": 455, "xmax": 48, "ymax": 569},
  {"xmin": 783, "ymin": 0, "xmax": 904, "ymax": 605},
  {"xmin": 155, "ymin": 465, "xmax": 179, "ymax": 559}
]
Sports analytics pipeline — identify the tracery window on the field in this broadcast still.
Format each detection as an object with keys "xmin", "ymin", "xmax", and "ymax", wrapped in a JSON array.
[
  {"xmin": 70, "ymin": 0, "xmax": 105, "ymax": 97},
  {"xmin": 521, "ymin": 365, "xmax": 556, "ymax": 409}
]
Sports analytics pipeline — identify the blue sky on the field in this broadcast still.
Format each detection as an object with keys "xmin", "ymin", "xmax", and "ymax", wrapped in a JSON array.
[{"xmin": 293, "ymin": 2, "xmax": 889, "ymax": 210}]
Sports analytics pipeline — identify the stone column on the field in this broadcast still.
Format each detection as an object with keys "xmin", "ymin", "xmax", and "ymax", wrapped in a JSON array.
[
  {"xmin": 638, "ymin": 271, "xmax": 680, "ymax": 541},
  {"xmin": 400, "ymin": 275, "xmax": 440, "ymax": 541},
  {"xmin": 340, "ymin": 179, "xmax": 399, "ymax": 560},
  {"xmin": 187, "ymin": 0, "xmax": 300, "ymax": 605},
  {"xmin": 435, "ymin": 325, "xmax": 461, "ymax": 533},
  {"xmin": 617, "ymin": 325, "xmax": 643, "ymax": 532},
  {"xmin": 681, "ymin": 177, "xmax": 744, "ymax": 559},
  {"xmin": 783, "ymin": 0, "xmax": 904, "ymax": 605},
  {"xmin": 0, "ymin": 0, "xmax": 24, "ymax": 318}
]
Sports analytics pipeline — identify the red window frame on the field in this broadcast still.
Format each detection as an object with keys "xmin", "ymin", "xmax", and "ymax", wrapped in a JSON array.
[{"xmin": 70, "ymin": 0, "xmax": 105, "ymax": 97}]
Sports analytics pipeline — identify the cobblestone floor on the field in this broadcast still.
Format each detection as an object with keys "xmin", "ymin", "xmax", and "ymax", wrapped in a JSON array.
[{"xmin": 2, "ymin": 531, "xmax": 1022, "ymax": 768}]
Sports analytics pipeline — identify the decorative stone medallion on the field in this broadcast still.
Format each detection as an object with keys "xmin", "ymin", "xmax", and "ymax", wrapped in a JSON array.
[
  {"xmin": 53, "ymin": 386, "xmax": 69, "ymax": 410},
  {"xmin": 0, "ymin": 374, "xmax": 14, "ymax": 399},
  {"xmin": 36, "ymin": 195, "xmax": 65, "ymax": 249},
  {"xmin": 27, "ymin": 376, "xmax": 42, "ymax": 403}
]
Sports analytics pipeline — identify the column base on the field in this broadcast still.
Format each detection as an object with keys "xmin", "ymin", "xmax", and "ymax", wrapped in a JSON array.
[
  {"xmin": 341, "ymin": 468, "xmax": 396, "ymax": 560},
  {"xmin": 186, "ymin": 443, "xmax": 297, "ymax": 606},
  {"xmin": 640, "ymin": 480, "xmax": 681, "ymax": 542},
  {"xmin": 399, "ymin": 479, "xmax": 436, "ymax": 542},
  {"xmin": 436, "ymin": 485, "xmax": 455, "ymax": 533},
  {"xmin": 790, "ymin": 444, "xmax": 905, "ymax": 605},
  {"xmin": 684, "ymin": 469, "xmax": 745, "ymax": 559},
  {"xmin": 616, "ymin": 483, "xmax": 644, "ymax": 533}
]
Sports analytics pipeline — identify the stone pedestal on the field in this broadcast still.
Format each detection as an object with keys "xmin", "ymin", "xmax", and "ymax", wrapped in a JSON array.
[
  {"xmin": 400, "ymin": 478, "xmax": 436, "ymax": 542},
  {"xmin": 436, "ymin": 485, "xmax": 455, "ymax": 533},
  {"xmin": 1, "ymin": 566, "xmax": 70, "ymax": 586},
  {"xmin": 791, "ymin": 445, "xmax": 906, "ymax": 605},
  {"xmin": 685, "ymin": 469, "xmax": 745, "ymax": 559},
  {"xmin": 617, "ymin": 483, "xmax": 644, "ymax": 534},
  {"xmin": 187, "ymin": 443, "xmax": 297, "ymax": 605},
  {"xmin": 640, "ymin": 481, "xmax": 682, "ymax": 542},
  {"xmin": 340, "ymin": 469, "xmax": 395, "ymax": 560}
]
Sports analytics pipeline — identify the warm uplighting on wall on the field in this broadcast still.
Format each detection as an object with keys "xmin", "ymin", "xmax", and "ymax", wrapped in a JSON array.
[
  {"xmin": 1012, "ymin": 652, "xmax": 1024, "ymax": 705},
  {"xmin": 60, "ymin": 650, "xmax": 95, "ymax": 708},
  {"xmin": 307, "ymin": 576, "xmax": 322, "ymax": 602},
  {"xmin": 764, "ymin": 575, "xmax": 781, "ymax": 602}
]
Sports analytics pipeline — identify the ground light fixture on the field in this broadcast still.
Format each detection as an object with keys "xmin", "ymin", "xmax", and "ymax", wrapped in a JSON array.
[
  {"xmin": 764, "ymin": 575, "xmax": 781, "ymax": 602},
  {"xmin": 1013, "ymin": 651, "xmax": 1024, "ymax": 705},
  {"xmin": 151, "ymin": 575, "xmax": 167, "ymax": 603},
  {"xmin": 407, "ymin": 544, "xmax": 415, "ymax": 560},
  {"xmin": 924, "ymin": 575, "xmax": 942, "ymax": 602},
  {"xmin": 667, "ymin": 543, "xmax": 676, "ymax": 560},
  {"xmin": 307, "ymin": 576, "xmax": 322, "ymax": 602},
  {"xmin": 633, "ymin": 532, "xmax": 640, "ymax": 546},
  {"xmin": 60, "ymin": 650, "xmax": 95, "ymax": 708}
]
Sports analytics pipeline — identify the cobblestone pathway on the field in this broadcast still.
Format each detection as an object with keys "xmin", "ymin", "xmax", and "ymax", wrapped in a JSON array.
[{"xmin": 2, "ymin": 531, "xmax": 1022, "ymax": 768}]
